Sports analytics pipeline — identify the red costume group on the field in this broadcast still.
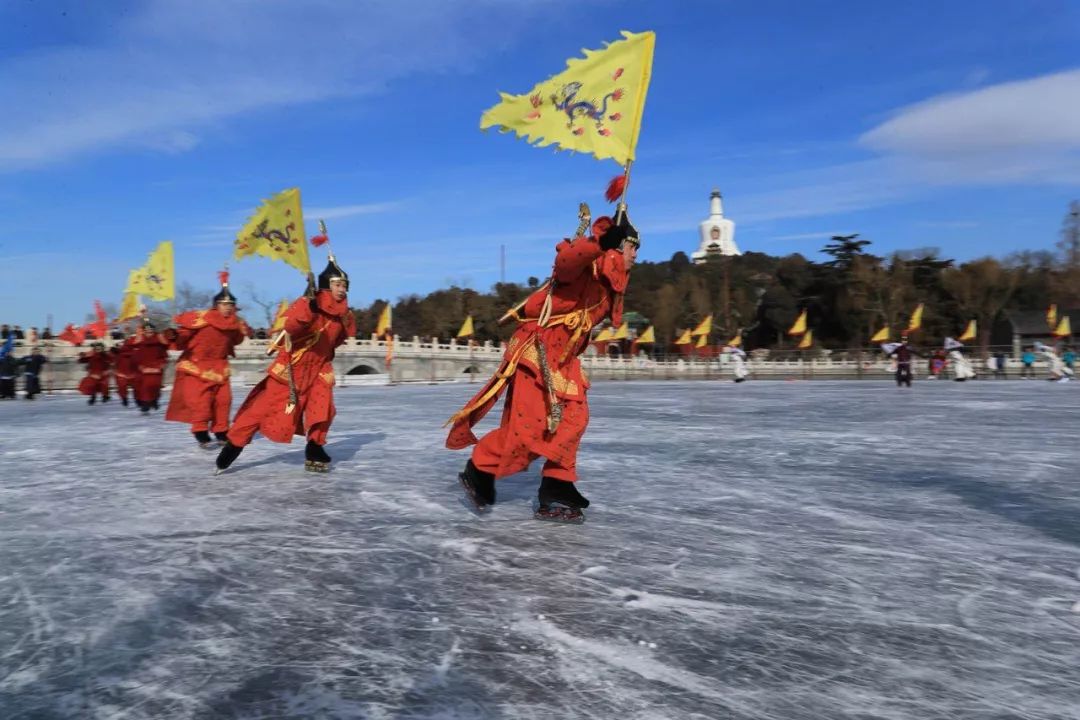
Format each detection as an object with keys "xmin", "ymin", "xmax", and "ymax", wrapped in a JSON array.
[
  {"xmin": 77, "ymin": 343, "xmax": 111, "ymax": 404},
  {"xmin": 448, "ymin": 201, "xmax": 638, "ymax": 519},
  {"xmin": 165, "ymin": 277, "xmax": 251, "ymax": 445},
  {"xmin": 216, "ymin": 255, "xmax": 355, "ymax": 473}
]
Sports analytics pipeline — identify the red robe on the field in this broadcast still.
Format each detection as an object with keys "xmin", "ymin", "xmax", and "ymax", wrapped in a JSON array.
[
  {"xmin": 112, "ymin": 342, "xmax": 138, "ymax": 401},
  {"xmin": 165, "ymin": 309, "xmax": 250, "ymax": 433},
  {"xmin": 132, "ymin": 332, "xmax": 170, "ymax": 406},
  {"xmin": 77, "ymin": 350, "xmax": 112, "ymax": 397},
  {"xmin": 227, "ymin": 291, "xmax": 356, "ymax": 446},
  {"xmin": 446, "ymin": 227, "xmax": 629, "ymax": 482}
]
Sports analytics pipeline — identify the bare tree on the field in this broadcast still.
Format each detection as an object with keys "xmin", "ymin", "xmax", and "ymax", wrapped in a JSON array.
[
  {"xmin": 1058, "ymin": 200, "xmax": 1080, "ymax": 269},
  {"xmin": 175, "ymin": 282, "xmax": 214, "ymax": 313},
  {"xmin": 242, "ymin": 281, "xmax": 287, "ymax": 328}
]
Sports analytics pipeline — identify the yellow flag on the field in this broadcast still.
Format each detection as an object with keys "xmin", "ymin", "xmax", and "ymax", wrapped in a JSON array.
[
  {"xmin": 1053, "ymin": 315, "xmax": 1072, "ymax": 337},
  {"xmin": 726, "ymin": 331, "xmax": 742, "ymax": 347},
  {"xmin": 674, "ymin": 329, "xmax": 692, "ymax": 345},
  {"xmin": 958, "ymin": 320, "xmax": 977, "ymax": 342},
  {"xmin": 1047, "ymin": 304, "xmax": 1058, "ymax": 330},
  {"xmin": 142, "ymin": 241, "xmax": 175, "ymax": 301},
  {"xmin": 870, "ymin": 325, "xmax": 890, "ymax": 343},
  {"xmin": 788, "ymin": 309, "xmax": 807, "ymax": 335},
  {"xmin": 637, "ymin": 326, "xmax": 655, "ymax": 343},
  {"xmin": 457, "ymin": 315, "xmax": 475, "ymax": 338},
  {"xmin": 797, "ymin": 329, "xmax": 813, "ymax": 349},
  {"xmin": 695, "ymin": 333, "xmax": 707, "ymax": 348},
  {"xmin": 117, "ymin": 292, "xmax": 141, "ymax": 322},
  {"xmin": 691, "ymin": 315, "xmax": 712, "ymax": 337},
  {"xmin": 235, "ymin": 188, "xmax": 311, "ymax": 276},
  {"xmin": 124, "ymin": 267, "xmax": 150, "ymax": 295},
  {"xmin": 593, "ymin": 327, "xmax": 614, "ymax": 342},
  {"xmin": 375, "ymin": 304, "xmax": 392, "ymax": 336},
  {"xmin": 480, "ymin": 31, "xmax": 655, "ymax": 165},
  {"xmin": 906, "ymin": 303, "xmax": 924, "ymax": 332},
  {"xmin": 270, "ymin": 300, "xmax": 290, "ymax": 333},
  {"xmin": 611, "ymin": 322, "xmax": 630, "ymax": 340}
]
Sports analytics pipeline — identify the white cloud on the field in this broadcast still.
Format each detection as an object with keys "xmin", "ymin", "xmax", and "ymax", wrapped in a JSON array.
[
  {"xmin": 305, "ymin": 202, "xmax": 404, "ymax": 220},
  {"xmin": 0, "ymin": 0, "xmax": 570, "ymax": 171},
  {"xmin": 859, "ymin": 68, "xmax": 1080, "ymax": 183}
]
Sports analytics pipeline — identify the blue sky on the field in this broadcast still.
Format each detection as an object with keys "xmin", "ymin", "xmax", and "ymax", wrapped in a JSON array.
[{"xmin": 2, "ymin": 0, "xmax": 1078, "ymax": 328}]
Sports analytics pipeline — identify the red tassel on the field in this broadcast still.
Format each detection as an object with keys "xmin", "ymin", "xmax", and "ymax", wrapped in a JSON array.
[
  {"xmin": 605, "ymin": 174, "xmax": 627, "ymax": 203},
  {"xmin": 310, "ymin": 234, "xmax": 329, "ymax": 247},
  {"xmin": 218, "ymin": 269, "xmax": 229, "ymax": 287}
]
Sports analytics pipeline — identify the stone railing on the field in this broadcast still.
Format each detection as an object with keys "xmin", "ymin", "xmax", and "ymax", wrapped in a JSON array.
[{"xmin": 2, "ymin": 336, "xmax": 1052, "ymax": 390}]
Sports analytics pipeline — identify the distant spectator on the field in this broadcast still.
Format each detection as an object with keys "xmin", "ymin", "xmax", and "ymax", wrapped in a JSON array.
[
  {"xmin": 255, "ymin": 328, "xmax": 268, "ymax": 340},
  {"xmin": 1064, "ymin": 347, "xmax": 1076, "ymax": 371},
  {"xmin": 21, "ymin": 347, "xmax": 46, "ymax": 399},
  {"xmin": 0, "ymin": 324, "xmax": 10, "ymax": 340},
  {"xmin": 1021, "ymin": 347, "xmax": 1035, "ymax": 379},
  {"xmin": 41, "ymin": 327, "xmax": 53, "ymax": 340},
  {"xmin": 993, "ymin": 351, "xmax": 1007, "ymax": 379},
  {"xmin": 0, "ymin": 350, "xmax": 17, "ymax": 399},
  {"xmin": 13, "ymin": 325, "xmax": 24, "ymax": 340}
]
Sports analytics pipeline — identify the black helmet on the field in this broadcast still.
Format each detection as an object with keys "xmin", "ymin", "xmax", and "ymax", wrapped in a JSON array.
[
  {"xmin": 212, "ymin": 286, "xmax": 238, "ymax": 305},
  {"xmin": 616, "ymin": 205, "xmax": 640, "ymax": 247},
  {"xmin": 213, "ymin": 268, "xmax": 237, "ymax": 305},
  {"xmin": 317, "ymin": 253, "xmax": 349, "ymax": 291}
]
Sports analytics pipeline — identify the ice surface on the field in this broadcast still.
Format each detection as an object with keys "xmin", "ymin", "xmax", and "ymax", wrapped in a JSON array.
[{"xmin": 2, "ymin": 380, "xmax": 1080, "ymax": 719}]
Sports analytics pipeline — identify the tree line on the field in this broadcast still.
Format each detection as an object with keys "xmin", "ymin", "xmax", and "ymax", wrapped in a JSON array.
[{"xmin": 107, "ymin": 202, "xmax": 1080, "ymax": 354}]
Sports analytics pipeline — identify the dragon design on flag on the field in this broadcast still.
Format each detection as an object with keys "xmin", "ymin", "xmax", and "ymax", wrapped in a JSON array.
[
  {"xmin": 249, "ymin": 217, "xmax": 300, "ymax": 256},
  {"xmin": 526, "ymin": 69, "xmax": 626, "ymax": 138}
]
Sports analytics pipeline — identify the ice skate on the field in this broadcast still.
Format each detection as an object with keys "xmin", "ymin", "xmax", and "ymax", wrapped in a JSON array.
[
  {"xmin": 459, "ymin": 459, "xmax": 495, "ymax": 511},
  {"xmin": 304, "ymin": 440, "xmax": 332, "ymax": 473},
  {"xmin": 535, "ymin": 476, "xmax": 588, "ymax": 523},
  {"xmin": 215, "ymin": 442, "xmax": 244, "ymax": 474},
  {"xmin": 194, "ymin": 430, "xmax": 216, "ymax": 449},
  {"xmin": 214, "ymin": 431, "xmax": 229, "ymax": 446}
]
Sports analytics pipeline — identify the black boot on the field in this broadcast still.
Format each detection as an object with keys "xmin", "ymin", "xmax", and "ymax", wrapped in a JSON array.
[
  {"xmin": 538, "ymin": 476, "xmax": 590, "ymax": 509},
  {"xmin": 214, "ymin": 431, "xmax": 229, "ymax": 446},
  {"xmin": 102, "ymin": 395, "xmax": 110, "ymax": 403},
  {"xmin": 215, "ymin": 442, "xmax": 244, "ymax": 472},
  {"xmin": 194, "ymin": 430, "xmax": 214, "ymax": 448},
  {"xmin": 151, "ymin": 399, "xmax": 159, "ymax": 410},
  {"xmin": 88, "ymin": 395, "xmax": 96, "ymax": 406},
  {"xmin": 305, "ymin": 441, "xmax": 331, "ymax": 463},
  {"xmin": 460, "ymin": 459, "xmax": 496, "ymax": 507},
  {"xmin": 121, "ymin": 397, "xmax": 129, "ymax": 407},
  {"xmin": 305, "ymin": 440, "xmax": 331, "ymax": 473},
  {"xmin": 139, "ymin": 403, "xmax": 150, "ymax": 414}
]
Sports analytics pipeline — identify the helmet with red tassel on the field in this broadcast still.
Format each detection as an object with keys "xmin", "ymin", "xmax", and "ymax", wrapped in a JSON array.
[
  {"xmin": 600, "ymin": 174, "xmax": 639, "ymax": 248},
  {"xmin": 212, "ymin": 266, "xmax": 237, "ymax": 305},
  {"xmin": 313, "ymin": 220, "xmax": 349, "ymax": 290}
]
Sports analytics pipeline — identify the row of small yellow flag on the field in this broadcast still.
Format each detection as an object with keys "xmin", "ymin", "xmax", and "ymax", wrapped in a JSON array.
[{"xmin": 1047, "ymin": 304, "xmax": 1072, "ymax": 337}]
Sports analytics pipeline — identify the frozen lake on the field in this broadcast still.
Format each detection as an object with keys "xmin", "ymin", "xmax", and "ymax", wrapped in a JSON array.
[{"xmin": 2, "ymin": 380, "xmax": 1079, "ymax": 719}]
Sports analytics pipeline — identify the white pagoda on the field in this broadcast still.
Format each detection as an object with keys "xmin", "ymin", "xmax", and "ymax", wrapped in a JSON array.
[{"xmin": 692, "ymin": 189, "xmax": 740, "ymax": 263}]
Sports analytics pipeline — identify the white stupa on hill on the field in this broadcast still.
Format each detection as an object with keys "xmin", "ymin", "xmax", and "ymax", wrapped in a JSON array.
[{"xmin": 692, "ymin": 189, "xmax": 740, "ymax": 263}]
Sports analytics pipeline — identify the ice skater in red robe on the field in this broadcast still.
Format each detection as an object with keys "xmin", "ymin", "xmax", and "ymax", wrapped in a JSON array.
[
  {"xmin": 215, "ymin": 254, "xmax": 356, "ymax": 473},
  {"xmin": 132, "ymin": 321, "xmax": 172, "ymax": 414},
  {"xmin": 165, "ymin": 272, "xmax": 252, "ymax": 448},
  {"xmin": 446, "ymin": 195, "xmax": 638, "ymax": 520},
  {"xmin": 111, "ymin": 337, "xmax": 138, "ymax": 407},
  {"xmin": 77, "ymin": 342, "xmax": 112, "ymax": 405}
]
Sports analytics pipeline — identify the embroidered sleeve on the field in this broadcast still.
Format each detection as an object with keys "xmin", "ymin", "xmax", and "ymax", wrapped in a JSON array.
[{"xmin": 553, "ymin": 238, "xmax": 603, "ymax": 284}]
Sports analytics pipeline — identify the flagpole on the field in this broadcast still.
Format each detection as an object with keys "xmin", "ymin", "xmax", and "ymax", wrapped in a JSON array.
[{"xmin": 615, "ymin": 160, "xmax": 633, "ymax": 223}]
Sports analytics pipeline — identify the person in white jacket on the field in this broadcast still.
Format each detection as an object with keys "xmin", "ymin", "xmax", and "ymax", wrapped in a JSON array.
[{"xmin": 944, "ymin": 338, "xmax": 976, "ymax": 382}]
